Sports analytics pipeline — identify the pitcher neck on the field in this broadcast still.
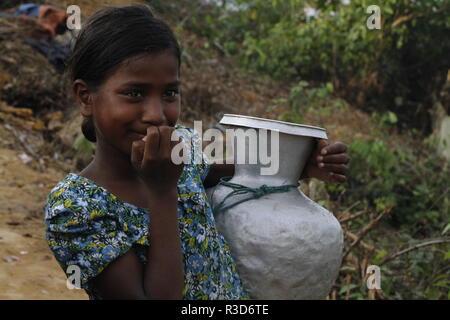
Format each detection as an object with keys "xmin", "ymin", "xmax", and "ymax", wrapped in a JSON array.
[{"xmin": 231, "ymin": 132, "xmax": 315, "ymax": 186}]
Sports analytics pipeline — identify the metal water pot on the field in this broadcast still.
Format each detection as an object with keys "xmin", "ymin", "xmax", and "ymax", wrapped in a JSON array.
[{"xmin": 207, "ymin": 114, "xmax": 344, "ymax": 299}]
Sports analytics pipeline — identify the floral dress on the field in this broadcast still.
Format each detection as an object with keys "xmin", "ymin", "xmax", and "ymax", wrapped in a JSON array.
[{"xmin": 44, "ymin": 125, "xmax": 249, "ymax": 300}]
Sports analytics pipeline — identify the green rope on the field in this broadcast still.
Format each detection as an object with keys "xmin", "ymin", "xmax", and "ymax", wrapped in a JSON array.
[{"xmin": 212, "ymin": 176, "xmax": 300, "ymax": 214}]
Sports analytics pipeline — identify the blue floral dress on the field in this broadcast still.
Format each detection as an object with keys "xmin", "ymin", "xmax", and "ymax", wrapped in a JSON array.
[{"xmin": 44, "ymin": 125, "xmax": 249, "ymax": 300}]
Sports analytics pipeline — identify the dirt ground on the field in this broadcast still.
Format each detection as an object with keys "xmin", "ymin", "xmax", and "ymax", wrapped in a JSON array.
[
  {"xmin": 0, "ymin": 146, "xmax": 88, "ymax": 299},
  {"xmin": 0, "ymin": 0, "xmax": 144, "ymax": 301}
]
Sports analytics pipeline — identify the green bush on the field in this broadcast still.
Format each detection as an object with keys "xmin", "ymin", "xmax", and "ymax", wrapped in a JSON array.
[
  {"xmin": 343, "ymin": 138, "xmax": 449, "ymax": 235},
  {"xmin": 151, "ymin": 0, "xmax": 450, "ymax": 134}
]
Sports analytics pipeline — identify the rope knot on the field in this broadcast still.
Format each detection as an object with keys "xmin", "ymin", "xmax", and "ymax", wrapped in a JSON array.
[
  {"xmin": 212, "ymin": 177, "xmax": 300, "ymax": 214},
  {"xmin": 254, "ymin": 185, "xmax": 270, "ymax": 198}
]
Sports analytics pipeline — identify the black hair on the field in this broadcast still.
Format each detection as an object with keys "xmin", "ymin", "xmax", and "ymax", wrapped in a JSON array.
[{"xmin": 68, "ymin": 5, "xmax": 181, "ymax": 142}]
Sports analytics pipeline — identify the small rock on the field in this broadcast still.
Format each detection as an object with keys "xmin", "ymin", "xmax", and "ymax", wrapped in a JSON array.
[
  {"xmin": 41, "ymin": 290, "xmax": 49, "ymax": 295},
  {"xmin": 3, "ymin": 255, "xmax": 21, "ymax": 263},
  {"xmin": 33, "ymin": 119, "xmax": 47, "ymax": 131},
  {"xmin": 19, "ymin": 251, "xmax": 28, "ymax": 255},
  {"xmin": 17, "ymin": 152, "xmax": 32, "ymax": 164}
]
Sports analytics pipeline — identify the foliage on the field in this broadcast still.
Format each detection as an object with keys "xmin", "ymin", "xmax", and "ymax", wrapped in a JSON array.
[
  {"xmin": 327, "ymin": 124, "xmax": 449, "ymax": 299},
  {"xmin": 150, "ymin": 0, "xmax": 450, "ymax": 133},
  {"xmin": 343, "ymin": 138, "xmax": 449, "ymax": 235},
  {"xmin": 73, "ymin": 133, "xmax": 95, "ymax": 167},
  {"xmin": 277, "ymin": 81, "xmax": 449, "ymax": 299},
  {"xmin": 333, "ymin": 234, "xmax": 450, "ymax": 300},
  {"xmin": 279, "ymin": 80, "xmax": 348, "ymax": 123},
  {"xmin": 145, "ymin": 0, "xmax": 450, "ymax": 300}
]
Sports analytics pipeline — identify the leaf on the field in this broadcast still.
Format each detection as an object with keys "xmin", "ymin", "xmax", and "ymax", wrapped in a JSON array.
[
  {"xmin": 444, "ymin": 250, "xmax": 450, "ymax": 260},
  {"xmin": 434, "ymin": 280, "xmax": 450, "ymax": 289},
  {"xmin": 338, "ymin": 284, "xmax": 358, "ymax": 295},
  {"xmin": 442, "ymin": 223, "xmax": 450, "ymax": 235},
  {"xmin": 374, "ymin": 249, "xmax": 388, "ymax": 264},
  {"xmin": 388, "ymin": 111, "xmax": 398, "ymax": 124},
  {"xmin": 326, "ymin": 82, "xmax": 334, "ymax": 93},
  {"xmin": 433, "ymin": 274, "xmax": 448, "ymax": 282}
]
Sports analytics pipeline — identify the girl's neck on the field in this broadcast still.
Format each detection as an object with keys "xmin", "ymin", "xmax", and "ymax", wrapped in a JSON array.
[{"xmin": 84, "ymin": 139, "xmax": 139, "ymax": 185}]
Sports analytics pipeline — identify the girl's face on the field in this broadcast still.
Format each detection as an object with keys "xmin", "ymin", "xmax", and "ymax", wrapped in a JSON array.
[{"xmin": 88, "ymin": 50, "xmax": 181, "ymax": 155}]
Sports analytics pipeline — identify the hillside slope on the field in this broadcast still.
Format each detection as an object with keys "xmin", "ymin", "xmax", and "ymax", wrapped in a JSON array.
[{"xmin": 0, "ymin": 0, "xmax": 414, "ymax": 299}]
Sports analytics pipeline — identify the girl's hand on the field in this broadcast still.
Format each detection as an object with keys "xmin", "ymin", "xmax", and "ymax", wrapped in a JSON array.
[
  {"xmin": 301, "ymin": 139, "xmax": 350, "ymax": 184},
  {"xmin": 131, "ymin": 126, "xmax": 184, "ymax": 194}
]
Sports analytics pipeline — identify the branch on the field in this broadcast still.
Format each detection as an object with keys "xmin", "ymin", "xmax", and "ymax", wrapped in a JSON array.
[
  {"xmin": 339, "ymin": 209, "xmax": 369, "ymax": 224},
  {"xmin": 342, "ymin": 208, "xmax": 392, "ymax": 261},
  {"xmin": 178, "ymin": 3, "xmax": 205, "ymax": 28},
  {"xmin": 391, "ymin": 4, "xmax": 449, "ymax": 28},
  {"xmin": 380, "ymin": 238, "xmax": 450, "ymax": 265},
  {"xmin": 344, "ymin": 230, "xmax": 375, "ymax": 251}
]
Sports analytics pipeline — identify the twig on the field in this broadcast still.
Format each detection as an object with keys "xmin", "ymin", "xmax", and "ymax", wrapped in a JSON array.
[
  {"xmin": 0, "ymin": 17, "xmax": 18, "ymax": 28},
  {"xmin": 344, "ymin": 274, "xmax": 352, "ymax": 300},
  {"xmin": 391, "ymin": 4, "xmax": 449, "ymax": 28},
  {"xmin": 344, "ymin": 230, "xmax": 375, "ymax": 251},
  {"xmin": 426, "ymin": 186, "xmax": 450, "ymax": 212},
  {"xmin": 3, "ymin": 123, "xmax": 39, "ymax": 160},
  {"xmin": 339, "ymin": 209, "xmax": 369, "ymax": 223},
  {"xmin": 178, "ymin": 3, "xmax": 205, "ymax": 28},
  {"xmin": 342, "ymin": 208, "xmax": 392, "ymax": 261},
  {"xmin": 380, "ymin": 238, "xmax": 450, "ymax": 265},
  {"xmin": 344, "ymin": 201, "xmax": 361, "ymax": 212}
]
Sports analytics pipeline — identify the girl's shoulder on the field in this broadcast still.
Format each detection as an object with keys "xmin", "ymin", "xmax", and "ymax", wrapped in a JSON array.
[
  {"xmin": 44, "ymin": 173, "xmax": 130, "ymax": 222},
  {"xmin": 46, "ymin": 173, "xmax": 103, "ymax": 205}
]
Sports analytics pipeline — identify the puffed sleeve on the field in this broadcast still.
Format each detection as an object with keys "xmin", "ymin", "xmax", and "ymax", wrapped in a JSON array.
[{"xmin": 44, "ymin": 185, "xmax": 148, "ymax": 291}]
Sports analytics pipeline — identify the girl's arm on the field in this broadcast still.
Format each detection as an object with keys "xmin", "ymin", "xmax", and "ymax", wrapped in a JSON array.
[
  {"xmin": 203, "ymin": 163, "xmax": 235, "ymax": 189},
  {"xmin": 302, "ymin": 140, "xmax": 349, "ymax": 184},
  {"xmin": 92, "ymin": 188, "xmax": 183, "ymax": 300},
  {"xmin": 92, "ymin": 126, "xmax": 184, "ymax": 299},
  {"xmin": 204, "ymin": 139, "xmax": 349, "ymax": 187}
]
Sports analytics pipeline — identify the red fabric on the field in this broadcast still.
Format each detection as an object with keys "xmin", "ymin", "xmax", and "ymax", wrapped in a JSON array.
[{"xmin": 36, "ymin": 5, "xmax": 68, "ymax": 40}]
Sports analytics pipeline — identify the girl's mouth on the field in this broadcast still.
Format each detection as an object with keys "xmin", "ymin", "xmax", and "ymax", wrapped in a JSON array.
[{"xmin": 129, "ymin": 131, "xmax": 146, "ymax": 140}]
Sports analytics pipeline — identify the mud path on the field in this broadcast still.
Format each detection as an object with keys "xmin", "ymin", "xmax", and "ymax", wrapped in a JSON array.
[{"xmin": 0, "ymin": 147, "xmax": 87, "ymax": 299}]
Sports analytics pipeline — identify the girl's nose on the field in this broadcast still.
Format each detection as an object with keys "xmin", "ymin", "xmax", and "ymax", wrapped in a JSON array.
[{"xmin": 141, "ymin": 97, "xmax": 167, "ymax": 126}]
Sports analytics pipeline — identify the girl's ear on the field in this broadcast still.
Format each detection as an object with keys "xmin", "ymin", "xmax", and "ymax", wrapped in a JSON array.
[{"xmin": 73, "ymin": 79, "xmax": 94, "ymax": 117}]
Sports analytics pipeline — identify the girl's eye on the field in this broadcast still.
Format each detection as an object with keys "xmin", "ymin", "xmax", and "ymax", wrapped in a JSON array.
[
  {"xmin": 124, "ymin": 89, "xmax": 143, "ymax": 98},
  {"xmin": 164, "ymin": 89, "xmax": 180, "ymax": 98}
]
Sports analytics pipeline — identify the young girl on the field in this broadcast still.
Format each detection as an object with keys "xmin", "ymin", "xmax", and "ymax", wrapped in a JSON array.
[{"xmin": 44, "ymin": 5, "xmax": 349, "ymax": 300}]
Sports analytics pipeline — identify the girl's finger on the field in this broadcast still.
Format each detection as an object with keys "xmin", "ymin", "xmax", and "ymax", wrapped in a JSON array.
[
  {"xmin": 131, "ymin": 140, "xmax": 145, "ymax": 169},
  {"xmin": 143, "ymin": 126, "xmax": 160, "ymax": 161},
  {"xmin": 317, "ymin": 154, "xmax": 350, "ymax": 164},
  {"xmin": 317, "ymin": 139, "xmax": 329, "ymax": 152},
  {"xmin": 159, "ymin": 126, "xmax": 173, "ymax": 160},
  {"xmin": 319, "ymin": 163, "xmax": 348, "ymax": 174},
  {"xmin": 170, "ymin": 129, "xmax": 184, "ymax": 161},
  {"xmin": 321, "ymin": 141, "xmax": 347, "ymax": 155},
  {"xmin": 330, "ymin": 173, "xmax": 347, "ymax": 184}
]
